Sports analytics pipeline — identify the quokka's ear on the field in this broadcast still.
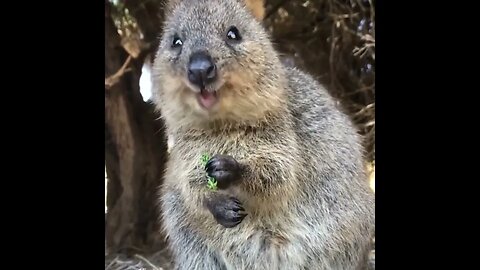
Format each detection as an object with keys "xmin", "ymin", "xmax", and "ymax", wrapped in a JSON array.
[{"xmin": 243, "ymin": 0, "xmax": 265, "ymax": 21}]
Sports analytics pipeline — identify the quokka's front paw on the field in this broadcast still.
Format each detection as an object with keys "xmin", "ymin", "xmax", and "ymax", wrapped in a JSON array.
[
  {"xmin": 205, "ymin": 154, "xmax": 243, "ymax": 189},
  {"xmin": 205, "ymin": 193, "xmax": 247, "ymax": 228}
]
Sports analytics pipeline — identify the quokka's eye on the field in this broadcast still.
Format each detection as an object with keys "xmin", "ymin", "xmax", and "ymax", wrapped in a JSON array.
[
  {"xmin": 226, "ymin": 26, "xmax": 241, "ymax": 41},
  {"xmin": 172, "ymin": 35, "xmax": 183, "ymax": 48}
]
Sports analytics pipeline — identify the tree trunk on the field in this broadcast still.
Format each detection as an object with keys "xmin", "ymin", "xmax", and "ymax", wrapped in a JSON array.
[{"xmin": 105, "ymin": 0, "xmax": 167, "ymax": 254}]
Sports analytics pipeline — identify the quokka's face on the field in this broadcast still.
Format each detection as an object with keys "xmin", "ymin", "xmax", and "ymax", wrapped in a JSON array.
[{"xmin": 153, "ymin": 0, "xmax": 273, "ymax": 120}]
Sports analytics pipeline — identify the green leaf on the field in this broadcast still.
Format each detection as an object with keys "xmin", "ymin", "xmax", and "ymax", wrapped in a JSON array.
[
  {"xmin": 200, "ymin": 153, "xmax": 210, "ymax": 167},
  {"xmin": 207, "ymin": 176, "xmax": 218, "ymax": 190},
  {"xmin": 200, "ymin": 153, "xmax": 217, "ymax": 191}
]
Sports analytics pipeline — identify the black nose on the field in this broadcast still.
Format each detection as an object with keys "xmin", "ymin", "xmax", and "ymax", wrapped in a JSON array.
[{"xmin": 187, "ymin": 52, "xmax": 217, "ymax": 88}]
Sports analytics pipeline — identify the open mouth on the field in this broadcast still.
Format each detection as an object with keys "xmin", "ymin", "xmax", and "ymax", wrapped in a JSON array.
[{"xmin": 197, "ymin": 88, "xmax": 218, "ymax": 109}]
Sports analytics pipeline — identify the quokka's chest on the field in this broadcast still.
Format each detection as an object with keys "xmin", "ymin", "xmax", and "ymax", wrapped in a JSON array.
[{"xmin": 166, "ymin": 135, "xmax": 251, "ymax": 183}]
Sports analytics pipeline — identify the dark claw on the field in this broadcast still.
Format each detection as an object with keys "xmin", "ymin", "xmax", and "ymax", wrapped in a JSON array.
[
  {"xmin": 205, "ymin": 154, "xmax": 242, "ymax": 189},
  {"xmin": 205, "ymin": 194, "xmax": 247, "ymax": 228}
]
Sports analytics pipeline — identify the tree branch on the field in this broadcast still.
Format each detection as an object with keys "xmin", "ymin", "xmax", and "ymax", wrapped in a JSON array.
[{"xmin": 105, "ymin": 55, "xmax": 133, "ymax": 90}]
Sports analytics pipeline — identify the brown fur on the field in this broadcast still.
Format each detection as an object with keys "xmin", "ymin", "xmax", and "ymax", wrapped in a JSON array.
[{"xmin": 152, "ymin": 0, "xmax": 375, "ymax": 269}]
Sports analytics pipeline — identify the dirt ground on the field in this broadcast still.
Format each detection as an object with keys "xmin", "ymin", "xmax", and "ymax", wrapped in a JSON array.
[
  {"xmin": 105, "ymin": 241, "xmax": 375, "ymax": 270},
  {"xmin": 105, "ymin": 246, "xmax": 173, "ymax": 270}
]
